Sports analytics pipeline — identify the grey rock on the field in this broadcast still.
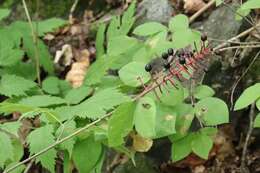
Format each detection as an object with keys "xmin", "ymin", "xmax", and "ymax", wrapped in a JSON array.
[{"xmin": 137, "ymin": 0, "xmax": 173, "ymax": 25}]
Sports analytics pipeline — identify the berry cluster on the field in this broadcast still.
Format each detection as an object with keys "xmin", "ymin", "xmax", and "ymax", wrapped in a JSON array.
[{"xmin": 141, "ymin": 34, "xmax": 212, "ymax": 99}]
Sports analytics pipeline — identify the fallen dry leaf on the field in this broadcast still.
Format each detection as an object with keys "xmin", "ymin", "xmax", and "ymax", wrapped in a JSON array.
[
  {"xmin": 54, "ymin": 44, "xmax": 73, "ymax": 66},
  {"xmin": 184, "ymin": 0, "xmax": 206, "ymax": 14},
  {"xmin": 66, "ymin": 49, "xmax": 90, "ymax": 88},
  {"xmin": 131, "ymin": 133, "xmax": 153, "ymax": 152}
]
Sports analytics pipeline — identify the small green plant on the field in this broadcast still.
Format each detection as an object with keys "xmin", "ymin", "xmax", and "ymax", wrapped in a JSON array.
[
  {"xmin": 0, "ymin": 2, "xmax": 232, "ymax": 173},
  {"xmin": 234, "ymin": 83, "xmax": 260, "ymax": 127}
]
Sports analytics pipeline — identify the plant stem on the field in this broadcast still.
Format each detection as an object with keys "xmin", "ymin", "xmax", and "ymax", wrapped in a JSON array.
[
  {"xmin": 240, "ymin": 103, "xmax": 256, "ymax": 172},
  {"xmin": 189, "ymin": 0, "xmax": 216, "ymax": 23},
  {"xmin": 22, "ymin": 0, "xmax": 41, "ymax": 85}
]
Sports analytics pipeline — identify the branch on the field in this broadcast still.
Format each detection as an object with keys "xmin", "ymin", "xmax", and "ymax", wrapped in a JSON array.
[
  {"xmin": 22, "ymin": 0, "xmax": 41, "ymax": 85},
  {"xmin": 240, "ymin": 103, "xmax": 256, "ymax": 172},
  {"xmin": 189, "ymin": 0, "xmax": 216, "ymax": 23}
]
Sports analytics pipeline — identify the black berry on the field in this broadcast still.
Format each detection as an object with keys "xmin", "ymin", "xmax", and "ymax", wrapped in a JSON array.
[
  {"xmin": 201, "ymin": 34, "xmax": 208, "ymax": 42},
  {"xmin": 168, "ymin": 48, "xmax": 174, "ymax": 55},
  {"xmin": 179, "ymin": 57, "xmax": 186, "ymax": 65},
  {"xmin": 164, "ymin": 62, "xmax": 171, "ymax": 69},
  {"xmin": 162, "ymin": 52, "xmax": 169, "ymax": 60},
  {"xmin": 145, "ymin": 63, "xmax": 152, "ymax": 72}
]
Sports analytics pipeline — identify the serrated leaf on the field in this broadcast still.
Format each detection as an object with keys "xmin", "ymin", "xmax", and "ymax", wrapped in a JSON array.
[
  {"xmin": 23, "ymin": 37, "xmax": 54, "ymax": 74},
  {"xmin": 108, "ymin": 102, "xmax": 136, "ymax": 147},
  {"xmin": 195, "ymin": 97, "xmax": 229, "ymax": 126},
  {"xmin": 36, "ymin": 18, "xmax": 66, "ymax": 36},
  {"xmin": 72, "ymin": 137, "xmax": 102, "ymax": 173},
  {"xmin": 234, "ymin": 83, "xmax": 260, "ymax": 111},
  {"xmin": 27, "ymin": 125, "xmax": 56, "ymax": 173},
  {"xmin": 0, "ymin": 102, "xmax": 35, "ymax": 114},
  {"xmin": 5, "ymin": 163, "xmax": 25, "ymax": 173},
  {"xmin": 254, "ymin": 113, "xmax": 260, "ymax": 128},
  {"xmin": 194, "ymin": 85, "xmax": 215, "ymax": 99},
  {"xmin": 0, "ymin": 74, "xmax": 37, "ymax": 97},
  {"xmin": 42, "ymin": 76, "xmax": 60, "ymax": 95},
  {"xmin": 65, "ymin": 86, "xmax": 92, "ymax": 104},
  {"xmin": 11, "ymin": 139, "xmax": 24, "ymax": 163},
  {"xmin": 191, "ymin": 133, "xmax": 213, "ymax": 159},
  {"xmin": 133, "ymin": 22, "xmax": 167, "ymax": 36},
  {"xmin": 95, "ymin": 24, "xmax": 106, "ymax": 59},
  {"xmin": 0, "ymin": 131, "xmax": 14, "ymax": 168},
  {"xmin": 0, "ymin": 8, "xmax": 10, "ymax": 21},
  {"xmin": 134, "ymin": 97, "xmax": 156, "ymax": 138},
  {"xmin": 171, "ymin": 133, "xmax": 193, "ymax": 162},
  {"xmin": 19, "ymin": 95, "xmax": 66, "ymax": 107},
  {"xmin": 0, "ymin": 48, "xmax": 24, "ymax": 67},
  {"xmin": 0, "ymin": 121, "xmax": 21, "ymax": 137},
  {"xmin": 169, "ymin": 14, "xmax": 189, "ymax": 32},
  {"xmin": 120, "ymin": 0, "xmax": 136, "ymax": 35},
  {"xmin": 73, "ymin": 88, "xmax": 130, "ymax": 119},
  {"xmin": 119, "ymin": 61, "xmax": 151, "ymax": 87},
  {"xmin": 56, "ymin": 120, "xmax": 76, "ymax": 157}
]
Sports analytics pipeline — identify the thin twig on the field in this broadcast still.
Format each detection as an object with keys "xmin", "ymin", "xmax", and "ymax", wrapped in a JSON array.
[
  {"xmin": 230, "ymin": 51, "xmax": 260, "ymax": 110},
  {"xmin": 22, "ymin": 0, "xmax": 41, "ymax": 85},
  {"xmin": 189, "ymin": 0, "xmax": 216, "ymax": 23},
  {"xmin": 23, "ymin": 159, "xmax": 35, "ymax": 173},
  {"xmin": 240, "ymin": 103, "xmax": 256, "ymax": 172},
  {"xmin": 69, "ymin": 0, "xmax": 79, "ymax": 23},
  {"xmin": 219, "ymin": 44, "xmax": 260, "ymax": 52},
  {"xmin": 214, "ymin": 22, "xmax": 260, "ymax": 51}
]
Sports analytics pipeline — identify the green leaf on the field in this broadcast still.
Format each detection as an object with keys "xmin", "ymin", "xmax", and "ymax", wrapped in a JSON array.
[
  {"xmin": 63, "ymin": 151, "xmax": 73, "ymax": 173},
  {"xmin": 95, "ymin": 24, "xmax": 106, "ymax": 59},
  {"xmin": 171, "ymin": 133, "xmax": 193, "ymax": 162},
  {"xmin": 240, "ymin": 0, "xmax": 260, "ymax": 10},
  {"xmin": 84, "ymin": 55, "xmax": 114, "ymax": 86},
  {"xmin": 27, "ymin": 125, "xmax": 56, "ymax": 173},
  {"xmin": 134, "ymin": 97, "xmax": 156, "ymax": 138},
  {"xmin": 108, "ymin": 102, "xmax": 136, "ymax": 147},
  {"xmin": 194, "ymin": 85, "xmax": 215, "ymax": 99},
  {"xmin": 19, "ymin": 95, "xmax": 66, "ymax": 107},
  {"xmin": 0, "ymin": 8, "xmax": 10, "ymax": 21},
  {"xmin": 72, "ymin": 137, "xmax": 103, "ymax": 173},
  {"xmin": 0, "ymin": 74, "xmax": 37, "ymax": 97},
  {"xmin": 0, "ymin": 102, "xmax": 35, "ymax": 114},
  {"xmin": 42, "ymin": 76, "xmax": 60, "ymax": 95},
  {"xmin": 119, "ymin": 61, "xmax": 151, "ymax": 87},
  {"xmin": 11, "ymin": 139, "xmax": 24, "ymax": 163},
  {"xmin": 0, "ymin": 131, "xmax": 14, "ymax": 168},
  {"xmin": 175, "ymin": 104, "xmax": 194, "ymax": 135},
  {"xmin": 155, "ymin": 103, "xmax": 176, "ymax": 138},
  {"xmin": 169, "ymin": 14, "xmax": 189, "ymax": 32},
  {"xmin": 172, "ymin": 29, "xmax": 201, "ymax": 49},
  {"xmin": 73, "ymin": 88, "xmax": 130, "ymax": 119},
  {"xmin": 216, "ymin": 0, "xmax": 223, "ymax": 6},
  {"xmin": 0, "ymin": 121, "xmax": 21, "ymax": 137},
  {"xmin": 254, "ymin": 113, "xmax": 260, "ymax": 128},
  {"xmin": 107, "ymin": 16, "xmax": 121, "ymax": 39},
  {"xmin": 256, "ymin": 99, "xmax": 260, "ymax": 111},
  {"xmin": 0, "ymin": 48, "xmax": 24, "ymax": 67},
  {"xmin": 23, "ymin": 37, "xmax": 54, "ymax": 74},
  {"xmin": 36, "ymin": 18, "xmax": 66, "ymax": 36},
  {"xmin": 195, "ymin": 97, "xmax": 229, "ymax": 126},
  {"xmin": 191, "ymin": 133, "xmax": 213, "ymax": 159},
  {"xmin": 234, "ymin": 83, "xmax": 260, "ymax": 110},
  {"xmin": 159, "ymin": 82, "xmax": 184, "ymax": 106},
  {"xmin": 121, "ymin": 0, "xmax": 136, "ymax": 35},
  {"xmin": 65, "ymin": 86, "xmax": 92, "ymax": 104},
  {"xmin": 133, "ymin": 22, "xmax": 167, "ymax": 36},
  {"xmin": 57, "ymin": 120, "xmax": 76, "ymax": 157},
  {"xmin": 107, "ymin": 36, "xmax": 138, "ymax": 56}
]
